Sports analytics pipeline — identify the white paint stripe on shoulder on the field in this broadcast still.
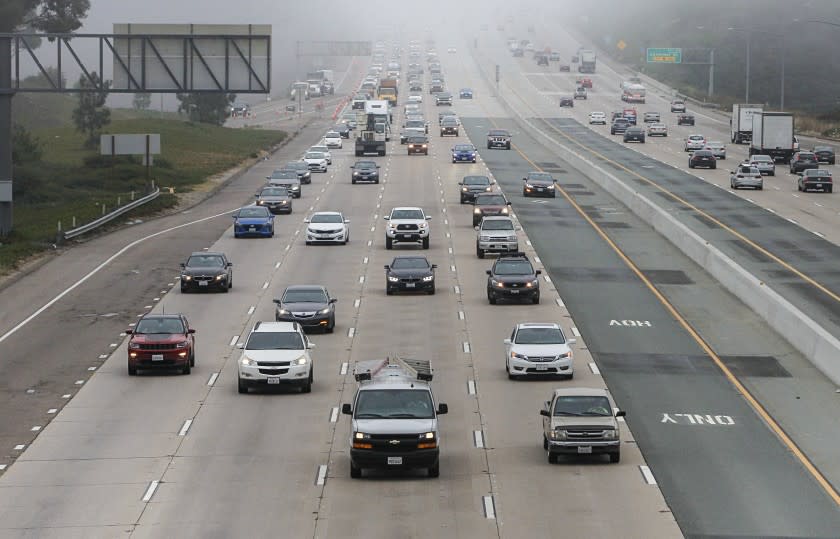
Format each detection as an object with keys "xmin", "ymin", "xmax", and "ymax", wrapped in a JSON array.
[
  {"xmin": 640, "ymin": 465, "xmax": 657, "ymax": 485},
  {"xmin": 316, "ymin": 464, "xmax": 328, "ymax": 486},
  {"xmin": 142, "ymin": 480, "xmax": 160, "ymax": 502},
  {"xmin": 483, "ymin": 495, "xmax": 496, "ymax": 519}
]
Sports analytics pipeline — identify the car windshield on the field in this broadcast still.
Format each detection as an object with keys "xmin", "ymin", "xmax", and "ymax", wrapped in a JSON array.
[
  {"xmin": 391, "ymin": 209, "xmax": 424, "ymax": 220},
  {"xmin": 325, "ymin": 132, "xmax": 338, "ymax": 138},
  {"xmin": 738, "ymin": 166, "xmax": 756, "ymax": 174},
  {"xmin": 482, "ymin": 220, "xmax": 514, "ymax": 231},
  {"xmin": 246, "ymin": 331, "xmax": 304, "ymax": 350},
  {"xmin": 135, "ymin": 317, "xmax": 185, "ymax": 334},
  {"xmin": 406, "ymin": 120, "xmax": 424, "ymax": 128},
  {"xmin": 752, "ymin": 155, "xmax": 772, "ymax": 162},
  {"xmin": 528, "ymin": 173, "xmax": 553, "ymax": 182},
  {"xmin": 806, "ymin": 170, "xmax": 831, "ymax": 177},
  {"xmin": 489, "ymin": 130, "xmax": 509, "ymax": 136},
  {"xmin": 464, "ymin": 176, "xmax": 490, "ymax": 185},
  {"xmin": 391, "ymin": 257, "xmax": 430, "ymax": 270},
  {"xmin": 354, "ymin": 389, "xmax": 435, "ymax": 419},
  {"xmin": 261, "ymin": 188, "xmax": 289, "ymax": 197},
  {"xmin": 356, "ymin": 161, "xmax": 376, "ymax": 169},
  {"xmin": 477, "ymin": 195, "xmax": 506, "ymax": 205},
  {"xmin": 238, "ymin": 207, "xmax": 270, "ymax": 218},
  {"xmin": 455, "ymin": 145, "xmax": 474, "ymax": 151},
  {"xmin": 282, "ymin": 289, "xmax": 328, "ymax": 303},
  {"xmin": 286, "ymin": 162, "xmax": 307, "ymax": 170},
  {"xmin": 516, "ymin": 327, "xmax": 565, "ymax": 344},
  {"xmin": 306, "ymin": 152, "xmax": 325, "ymax": 159},
  {"xmin": 799, "ymin": 153, "xmax": 816, "ymax": 159},
  {"xmin": 553, "ymin": 395, "xmax": 612, "ymax": 417},
  {"xmin": 442, "ymin": 119, "xmax": 458, "ymax": 126},
  {"xmin": 311, "ymin": 213, "xmax": 343, "ymax": 223},
  {"xmin": 409, "ymin": 137, "xmax": 427, "ymax": 143},
  {"xmin": 494, "ymin": 260, "xmax": 533, "ymax": 275},
  {"xmin": 271, "ymin": 171, "xmax": 297, "ymax": 179},
  {"xmin": 186, "ymin": 255, "xmax": 224, "ymax": 268},
  {"xmin": 815, "ymin": 146, "xmax": 833, "ymax": 152}
]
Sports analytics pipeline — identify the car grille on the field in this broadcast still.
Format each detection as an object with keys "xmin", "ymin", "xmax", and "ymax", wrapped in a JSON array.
[
  {"xmin": 138, "ymin": 343, "xmax": 179, "ymax": 351},
  {"xmin": 565, "ymin": 428, "xmax": 612, "ymax": 442},
  {"xmin": 487, "ymin": 235, "xmax": 512, "ymax": 241},
  {"xmin": 481, "ymin": 208, "xmax": 501, "ymax": 215},
  {"xmin": 258, "ymin": 368, "xmax": 290, "ymax": 375},
  {"xmin": 396, "ymin": 224, "xmax": 419, "ymax": 231},
  {"xmin": 399, "ymin": 277, "xmax": 421, "ymax": 284},
  {"xmin": 314, "ymin": 228, "xmax": 342, "ymax": 234},
  {"xmin": 368, "ymin": 433, "xmax": 422, "ymax": 453},
  {"xmin": 525, "ymin": 356, "xmax": 557, "ymax": 362},
  {"xmin": 257, "ymin": 361, "xmax": 291, "ymax": 367}
]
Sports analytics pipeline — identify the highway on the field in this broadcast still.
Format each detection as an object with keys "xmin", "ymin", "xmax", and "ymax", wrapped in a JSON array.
[{"xmin": 0, "ymin": 23, "xmax": 839, "ymax": 539}]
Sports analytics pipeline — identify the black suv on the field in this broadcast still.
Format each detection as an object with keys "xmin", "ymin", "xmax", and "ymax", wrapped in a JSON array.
[
  {"xmin": 522, "ymin": 171, "xmax": 556, "ymax": 198},
  {"xmin": 610, "ymin": 118, "xmax": 630, "ymax": 135},
  {"xmin": 486, "ymin": 253, "xmax": 541, "ymax": 304},
  {"xmin": 274, "ymin": 285, "xmax": 337, "ymax": 332},
  {"xmin": 180, "ymin": 252, "xmax": 233, "ymax": 293},
  {"xmin": 459, "ymin": 175, "xmax": 495, "ymax": 204},
  {"xmin": 350, "ymin": 160, "xmax": 380, "ymax": 184},
  {"xmin": 385, "ymin": 256, "xmax": 437, "ymax": 295},
  {"xmin": 814, "ymin": 146, "xmax": 835, "ymax": 165}
]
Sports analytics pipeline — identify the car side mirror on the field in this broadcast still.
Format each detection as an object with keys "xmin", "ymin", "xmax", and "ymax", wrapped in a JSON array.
[
  {"xmin": 255, "ymin": 194, "xmax": 260, "ymax": 197},
  {"xmin": 457, "ymin": 182, "xmax": 463, "ymax": 185},
  {"xmin": 329, "ymin": 298, "xmax": 338, "ymax": 304},
  {"xmin": 345, "ymin": 219, "xmax": 350, "ymax": 223},
  {"xmin": 431, "ymin": 264, "xmax": 438, "ymax": 269},
  {"xmin": 426, "ymin": 216, "xmax": 432, "ymax": 220},
  {"xmin": 539, "ymin": 409, "xmax": 550, "ymax": 417},
  {"xmin": 503, "ymin": 338, "xmax": 511, "ymax": 345},
  {"xmin": 303, "ymin": 219, "xmax": 310, "ymax": 223},
  {"xmin": 342, "ymin": 404, "xmax": 352, "ymax": 415},
  {"xmin": 437, "ymin": 403, "xmax": 448, "ymax": 415},
  {"xmin": 474, "ymin": 225, "xmax": 479, "ymax": 230},
  {"xmin": 308, "ymin": 342, "xmax": 316, "ymax": 349},
  {"xmin": 535, "ymin": 269, "xmax": 542, "ymax": 275},
  {"xmin": 237, "ymin": 342, "xmax": 244, "ymax": 349},
  {"xmin": 616, "ymin": 410, "xmax": 626, "ymax": 418},
  {"xmin": 522, "ymin": 177, "xmax": 527, "ymax": 181},
  {"xmin": 125, "ymin": 329, "xmax": 133, "ymax": 334},
  {"xmin": 227, "ymin": 262, "xmax": 233, "ymax": 267},
  {"xmin": 383, "ymin": 216, "xmax": 390, "ymax": 220},
  {"xmin": 568, "ymin": 338, "xmax": 577, "ymax": 344},
  {"xmin": 384, "ymin": 265, "xmax": 390, "ymax": 270},
  {"xmin": 486, "ymin": 270, "xmax": 492, "ymax": 275},
  {"xmin": 265, "ymin": 176, "xmax": 271, "ymax": 180},
  {"xmin": 188, "ymin": 329, "xmax": 196, "ymax": 334},
  {"xmin": 179, "ymin": 263, "xmax": 185, "ymax": 268}
]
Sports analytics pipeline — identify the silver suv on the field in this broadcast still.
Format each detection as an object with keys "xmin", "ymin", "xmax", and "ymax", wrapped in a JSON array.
[
  {"xmin": 342, "ymin": 357, "xmax": 448, "ymax": 478},
  {"xmin": 476, "ymin": 216, "xmax": 518, "ymax": 258},
  {"xmin": 540, "ymin": 387, "xmax": 624, "ymax": 463},
  {"xmin": 384, "ymin": 207, "xmax": 431, "ymax": 249},
  {"xmin": 237, "ymin": 321, "xmax": 315, "ymax": 394}
]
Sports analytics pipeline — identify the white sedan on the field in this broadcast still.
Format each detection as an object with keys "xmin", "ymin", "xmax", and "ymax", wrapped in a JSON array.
[
  {"xmin": 304, "ymin": 151, "xmax": 329, "ymax": 172},
  {"xmin": 504, "ymin": 322, "xmax": 576, "ymax": 379},
  {"xmin": 588, "ymin": 111, "xmax": 607, "ymax": 125},
  {"xmin": 324, "ymin": 131, "xmax": 342, "ymax": 149},
  {"xmin": 305, "ymin": 211, "xmax": 350, "ymax": 245},
  {"xmin": 309, "ymin": 144, "xmax": 332, "ymax": 164}
]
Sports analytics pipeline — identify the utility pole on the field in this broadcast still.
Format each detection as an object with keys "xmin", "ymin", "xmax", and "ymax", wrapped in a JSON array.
[
  {"xmin": 708, "ymin": 49, "xmax": 715, "ymax": 97},
  {"xmin": 745, "ymin": 31, "xmax": 751, "ymax": 103},
  {"xmin": 0, "ymin": 36, "xmax": 12, "ymax": 236}
]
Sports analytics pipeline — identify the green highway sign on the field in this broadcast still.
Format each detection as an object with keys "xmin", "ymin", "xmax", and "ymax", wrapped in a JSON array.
[{"xmin": 646, "ymin": 48, "xmax": 682, "ymax": 64}]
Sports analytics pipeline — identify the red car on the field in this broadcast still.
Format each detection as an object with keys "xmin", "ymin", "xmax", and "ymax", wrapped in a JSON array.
[
  {"xmin": 577, "ymin": 77, "xmax": 593, "ymax": 89},
  {"xmin": 127, "ymin": 314, "xmax": 196, "ymax": 375}
]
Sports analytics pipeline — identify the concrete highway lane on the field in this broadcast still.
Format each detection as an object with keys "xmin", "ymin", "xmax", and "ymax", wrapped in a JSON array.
[{"xmin": 460, "ymin": 115, "xmax": 840, "ymax": 537}]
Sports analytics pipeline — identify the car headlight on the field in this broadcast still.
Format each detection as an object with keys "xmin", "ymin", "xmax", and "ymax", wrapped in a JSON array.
[
  {"xmin": 422, "ymin": 275, "xmax": 434, "ymax": 282},
  {"xmin": 388, "ymin": 276, "xmax": 399, "ymax": 282},
  {"xmin": 474, "ymin": 207, "xmax": 482, "ymax": 214},
  {"xmin": 318, "ymin": 307, "xmax": 331, "ymax": 314},
  {"xmin": 354, "ymin": 432, "xmax": 371, "ymax": 440},
  {"xmin": 546, "ymin": 184, "xmax": 555, "ymax": 189},
  {"xmin": 507, "ymin": 235, "xmax": 517, "ymax": 242},
  {"xmin": 418, "ymin": 222, "xmax": 428, "ymax": 229},
  {"xmin": 480, "ymin": 235, "xmax": 491, "ymax": 241},
  {"xmin": 485, "ymin": 186, "xmax": 492, "ymax": 191},
  {"xmin": 510, "ymin": 351, "xmax": 527, "ymax": 360},
  {"xmin": 525, "ymin": 279, "xmax": 539, "ymax": 288},
  {"xmin": 557, "ymin": 351, "xmax": 571, "ymax": 359},
  {"xmin": 129, "ymin": 342, "xmax": 141, "ymax": 350},
  {"xmin": 353, "ymin": 172, "xmax": 360, "ymax": 176},
  {"xmin": 525, "ymin": 183, "xmax": 535, "ymax": 189},
  {"xmin": 215, "ymin": 274, "xmax": 225, "ymax": 281},
  {"xmin": 257, "ymin": 200, "xmax": 264, "ymax": 205},
  {"xmin": 240, "ymin": 357, "xmax": 257, "ymax": 367},
  {"xmin": 602, "ymin": 429, "xmax": 617, "ymax": 440},
  {"xmin": 175, "ymin": 340, "xmax": 189, "ymax": 348},
  {"xmin": 462, "ymin": 187, "xmax": 468, "ymax": 192},
  {"xmin": 182, "ymin": 275, "xmax": 192, "ymax": 281},
  {"xmin": 419, "ymin": 432, "xmax": 436, "ymax": 440},
  {"xmin": 501, "ymin": 207, "xmax": 509, "ymax": 214},
  {"xmin": 277, "ymin": 309, "xmax": 289, "ymax": 315},
  {"xmin": 550, "ymin": 428, "xmax": 567, "ymax": 441},
  {"xmin": 295, "ymin": 356, "xmax": 308, "ymax": 365}
]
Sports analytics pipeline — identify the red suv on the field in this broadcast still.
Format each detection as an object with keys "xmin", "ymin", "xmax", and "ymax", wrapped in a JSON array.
[{"xmin": 127, "ymin": 314, "xmax": 195, "ymax": 375}]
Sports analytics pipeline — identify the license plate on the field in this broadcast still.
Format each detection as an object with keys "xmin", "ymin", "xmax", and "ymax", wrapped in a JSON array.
[
  {"xmin": 536, "ymin": 187, "xmax": 544, "ymax": 191},
  {"xmin": 152, "ymin": 354, "xmax": 164, "ymax": 362},
  {"xmin": 510, "ymin": 289, "xmax": 520, "ymax": 294},
  {"xmin": 400, "ymin": 234, "xmax": 411, "ymax": 240},
  {"xmin": 577, "ymin": 446, "xmax": 592, "ymax": 454},
  {"xmin": 536, "ymin": 365, "xmax": 548, "ymax": 371},
  {"xmin": 267, "ymin": 378, "xmax": 280, "ymax": 384},
  {"xmin": 249, "ymin": 227, "xmax": 256, "ymax": 232},
  {"xmin": 406, "ymin": 283, "xmax": 415, "ymax": 288},
  {"xmin": 198, "ymin": 281, "xmax": 208, "ymax": 286},
  {"xmin": 387, "ymin": 456, "xmax": 403, "ymax": 465}
]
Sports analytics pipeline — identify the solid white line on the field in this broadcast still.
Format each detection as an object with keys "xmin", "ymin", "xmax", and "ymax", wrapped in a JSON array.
[
  {"xmin": 99, "ymin": 354, "xmax": 108, "ymax": 359},
  {"xmin": 316, "ymin": 464, "xmax": 328, "ymax": 486},
  {"xmin": 571, "ymin": 327, "xmax": 581, "ymax": 337},
  {"xmin": 483, "ymin": 495, "xmax": 496, "ymax": 519},
  {"xmin": 13, "ymin": 444, "xmax": 25, "ymax": 450},
  {"xmin": 766, "ymin": 207, "xmax": 776, "ymax": 213},
  {"xmin": 47, "ymin": 408, "xmax": 57, "ymax": 414},
  {"xmin": 0, "ymin": 464, "xmax": 6, "ymax": 471},
  {"xmin": 467, "ymin": 380, "xmax": 476, "ymax": 395},
  {"xmin": 247, "ymin": 306, "xmax": 256, "ymax": 315},
  {"xmin": 142, "ymin": 480, "xmax": 160, "ymax": 502},
  {"xmin": 555, "ymin": 297, "xmax": 565, "ymax": 307},
  {"xmin": 178, "ymin": 419, "xmax": 193, "ymax": 436},
  {"xmin": 589, "ymin": 362, "xmax": 601, "ymax": 375},
  {"xmin": 228, "ymin": 335, "xmax": 238, "ymax": 346},
  {"xmin": 0, "ymin": 208, "xmax": 239, "ymax": 345},
  {"xmin": 275, "ymin": 262, "xmax": 281, "ymax": 269},
  {"xmin": 474, "ymin": 430, "xmax": 485, "ymax": 448},
  {"xmin": 640, "ymin": 465, "xmax": 657, "ymax": 485},
  {"xmin": 463, "ymin": 342, "xmax": 471, "ymax": 354},
  {"xmin": 348, "ymin": 328, "xmax": 356, "ymax": 338},
  {"xmin": 207, "ymin": 373, "xmax": 219, "ymax": 386},
  {"xmin": 526, "ymin": 240, "xmax": 532, "ymax": 246},
  {"xmin": 330, "ymin": 407, "xmax": 339, "ymax": 423},
  {"xmin": 340, "ymin": 362, "xmax": 349, "ymax": 375},
  {"xmin": 534, "ymin": 256, "xmax": 541, "ymax": 263},
  {"xmin": 544, "ymin": 275, "xmax": 552, "ymax": 283},
  {"xmin": 813, "ymin": 231, "xmax": 825, "ymax": 238}
]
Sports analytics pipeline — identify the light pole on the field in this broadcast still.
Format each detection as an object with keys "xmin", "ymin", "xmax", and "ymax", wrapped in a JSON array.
[{"xmin": 728, "ymin": 26, "xmax": 786, "ymax": 108}]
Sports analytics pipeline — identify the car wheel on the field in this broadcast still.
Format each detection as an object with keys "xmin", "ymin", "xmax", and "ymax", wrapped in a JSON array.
[
  {"xmin": 182, "ymin": 362, "xmax": 191, "ymax": 375},
  {"xmin": 477, "ymin": 247, "xmax": 484, "ymax": 259},
  {"xmin": 301, "ymin": 370, "xmax": 313, "ymax": 393},
  {"xmin": 428, "ymin": 286, "xmax": 435, "ymax": 295},
  {"xmin": 533, "ymin": 295, "xmax": 540, "ymax": 304},
  {"xmin": 422, "ymin": 237, "xmax": 430, "ymax": 249},
  {"xmin": 352, "ymin": 179, "xmax": 356, "ymax": 184},
  {"xmin": 506, "ymin": 143, "xmax": 511, "ymax": 150},
  {"xmin": 711, "ymin": 164, "xmax": 716, "ymax": 169},
  {"xmin": 543, "ymin": 435, "xmax": 549, "ymax": 450},
  {"xmin": 428, "ymin": 463, "xmax": 440, "ymax": 478},
  {"xmin": 190, "ymin": 350, "xmax": 195, "ymax": 367},
  {"xmin": 128, "ymin": 364, "xmax": 137, "ymax": 376},
  {"xmin": 238, "ymin": 378, "xmax": 248, "ymax": 394},
  {"xmin": 609, "ymin": 451, "xmax": 621, "ymax": 464},
  {"xmin": 222, "ymin": 284, "xmax": 229, "ymax": 293},
  {"xmin": 829, "ymin": 186, "xmax": 834, "ymax": 193},
  {"xmin": 385, "ymin": 236, "xmax": 393, "ymax": 250},
  {"xmin": 548, "ymin": 452, "xmax": 558, "ymax": 464},
  {"xmin": 180, "ymin": 285, "xmax": 188, "ymax": 293},
  {"xmin": 386, "ymin": 288, "xmax": 394, "ymax": 296},
  {"xmin": 326, "ymin": 317, "xmax": 335, "ymax": 333},
  {"xmin": 797, "ymin": 183, "xmax": 802, "ymax": 192},
  {"xmin": 488, "ymin": 294, "xmax": 497, "ymax": 305},
  {"xmin": 350, "ymin": 462, "xmax": 362, "ymax": 479}
]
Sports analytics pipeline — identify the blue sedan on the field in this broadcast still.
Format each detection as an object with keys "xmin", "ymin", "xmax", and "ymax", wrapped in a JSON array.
[
  {"xmin": 233, "ymin": 206, "xmax": 275, "ymax": 238},
  {"xmin": 459, "ymin": 88, "xmax": 473, "ymax": 99},
  {"xmin": 452, "ymin": 144, "xmax": 477, "ymax": 163}
]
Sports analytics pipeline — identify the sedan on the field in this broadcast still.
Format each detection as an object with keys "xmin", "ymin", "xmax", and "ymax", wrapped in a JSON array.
[
  {"xmin": 749, "ymin": 155, "xmax": 776, "ymax": 176},
  {"xmin": 799, "ymin": 169, "xmax": 833, "ymax": 193},
  {"xmin": 435, "ymin": 92, "xmax": 453, "ymax": 106},
  {"xmin": 233, "ymin": 206, "xmax": 274, "ymax": 238},
  {"xmin": 255, "ymin": 186, "xmax": 293, "ymax": 214},
  {"xmin": 677, "ymin": 113, "xmax": 695, "ymax": 126},
  {"xmin": 333, "ymin": 124, "xmax": 350, "ymax": 139},
  {"xmin": 705, "ymin": 141, "xmax": 726, "ymax": 160},
  {"xmin": 459, "ymin": 88, "xmax": 474, "ymax": 99},
  {"xmin": 684, "ymin": 135, "xmax": 706, "ymax": 152},
  {"xmin": 504, "ymin": 322, "xmax": 576, "ymax": 380},
  {"xmin": 730, "ymin": 165, "xmax": 763, "ymax": 190},
  {"xmin": 452, "ymin": 144, "xmax": 477, "ymax": 163},
  {"xmin": 305, "ymin": 211, "xmax": 350, "ymax": 245},
  {"xmin": 671, "ymin": 100, "xmax": 686, "ymax": 113},
  {"xmin": 180, "ymin": 251, "xmax": 233, "ymax": 293},
  {"xmin": 522, "ymin": 171, "xmax": 556, "ymax": 197},
  {"xmin": 309, "ymin": 144, "xmax": 332, "ymax": 165},
  {"xmin": 610, "ymin": 119, "xmax": 630, "ymax": 135},
  {"xmin": 689, "ymin": 150, "xmax": 717, "ymax": 169},
  {"xmin": 304, "ymin": 151, "xmax": 329, "ymax": 172},
  {"xmin": 814, "ymin": 146, "xmax": 836, "ymax": 165},
  {"xmin": 559, "ymin": 96, "xmax": 574, "ymax": 107},
  {"xmin": 274, "ymin": 285, "xmax": 337, "ymax": 332},
  {"xmin": 385, "ymin": 256, "xmax": 437, "ymax": 295},
  {"xmin": 459, "ymin": 175, "xmax": 495, "ymax": 203},
  {"xmin": 647, "ymin": 123, "xmax": 668, "ymax": 137},
  {"xmin": 643, "ymin": 112, "xmax": 661, "ymax": 123},
  {"xmin": 282, "ymin": 161, "xmax": 312, "ymax": 184},
  {"xmin": 623, "ymin": 126, "xmax": 646, "ymax": 143},
  {"xmin": 324, "ymin": 131, "xmax": 343, "ymax": 148},
  {"xmin": 589, "ymin": 111, "xmax": 607, "ymax": 125}
]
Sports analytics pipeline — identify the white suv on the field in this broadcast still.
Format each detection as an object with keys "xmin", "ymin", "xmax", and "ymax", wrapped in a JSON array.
[
  {"xmin": 384, "ymin": 207, "xmax": 431, "ymax": 250},
  {"xmin": 504, "ymin": 323, "xmax": 576, "ymax": 379},
  {"xmin": 237, "ymin": 321, "xmax": 315, "ymax": 394}
]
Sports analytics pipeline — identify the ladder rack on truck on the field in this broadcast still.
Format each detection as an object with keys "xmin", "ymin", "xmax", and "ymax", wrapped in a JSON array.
[{"xmin": 353, "ymin": 357, "xmax": 434, "ymax": 382}]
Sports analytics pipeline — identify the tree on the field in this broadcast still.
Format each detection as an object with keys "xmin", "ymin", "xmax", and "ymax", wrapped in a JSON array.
[
  {"xmin": 133, "ymin": 92, "xmax": 152, "ymax": 111},
  {"xmin": 0, "ymin": 0, "xmax": 90, "ymax": 33},
  {"xmin": 176, "ymin": 93, "xmax": 237, "ymax": 126},
  {"xmin": 72, "ymin": 72, "xmax": 110, "ymax": 147},
  {"xmin": 12, "ymin": 123, "xmax": 43, "ymax": 163}
]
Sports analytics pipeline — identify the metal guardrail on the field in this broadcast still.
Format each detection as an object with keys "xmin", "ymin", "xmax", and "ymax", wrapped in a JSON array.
[{"xmin": 63, "ymin": 187, "xmax": 160, "ymax": 240}]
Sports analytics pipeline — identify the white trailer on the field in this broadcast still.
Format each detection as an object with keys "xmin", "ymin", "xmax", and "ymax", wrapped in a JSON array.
[
  {"xmin": 750, "ymin": 112, "xmax": 795, "ymax": 163},
  {"xmin": 730, "ymin": 104, "xmax": 763, "ymax": 144}
]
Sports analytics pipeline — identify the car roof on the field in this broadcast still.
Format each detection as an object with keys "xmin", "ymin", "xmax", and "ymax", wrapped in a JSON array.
[
  {"xmin": 553, "ymin": 387, "xmax": 609, "ymax": 398},
  {"xmin": 141, "ymin": 313, "xmax": 184, "ymax": 320},
  {"xmin": 393, "ymin": 255, "xmax": 429, "ymax": 260},
  {"xmin": 252, "ymin": 321, "xmax": 298, "ymax": 333},
  {"xmin": 284, "ymin": 284, "xmax": 327, "ymax": 292},
  {"xmin": 311, "ymin": 211, "xmax": 342, "ymax": 216},
  {"xmin": 392, "ymin": 206, "xmax": 423, "ymax": 211},
  {"xmin": 481, "ymin": 215, "xmax": 513, "ymax": 222},
  {"xmin": 190, "ymin": 251, "xmax": 225, "ymax": 257},
  {"xmin": 517, "ymin": 322, "xmax": 560, "ymax": 329}
]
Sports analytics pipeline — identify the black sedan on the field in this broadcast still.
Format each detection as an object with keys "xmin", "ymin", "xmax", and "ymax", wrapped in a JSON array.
[
  {"xmin": 180, "ymin": 252, "xmax": 233, "ymax": 293},
  {"xmin": 255, "ymin": 186, "xmax": 293, "ymax": 214},
  {"xmin": 688, "ymin": 150, "xmax": 717, "ymax": 169},
  {"xmin": 623, "ymin": 127, "xmax": 646, "ymax": 143},
  {"xmin": 351, "ymin": 160, "xmax": 380, "ymax": 184},
  {"xmin": 385, "ymin": 256, "xmax": 437, "ymax": 295},
  {"xmin": 459, "ymin": 175, "xmax": 495, "ymax": 204},
  {"xmin": 274, "ymin": 285, "xmax": 337, "ymax": 332},
  {"xmin": 334, "ymin": 124, "xmax": 351, "ymax": 139},
  {"xmin": 814, "ymin": 146, "xmax": 835, "ymax": 165},
  {"xmin": 522, "ymin": 171, "xmax": 556, "ymax": 197},
  {"xmin": 559, "ymin": 96, "xmax": 574, "ymax": 107}
]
